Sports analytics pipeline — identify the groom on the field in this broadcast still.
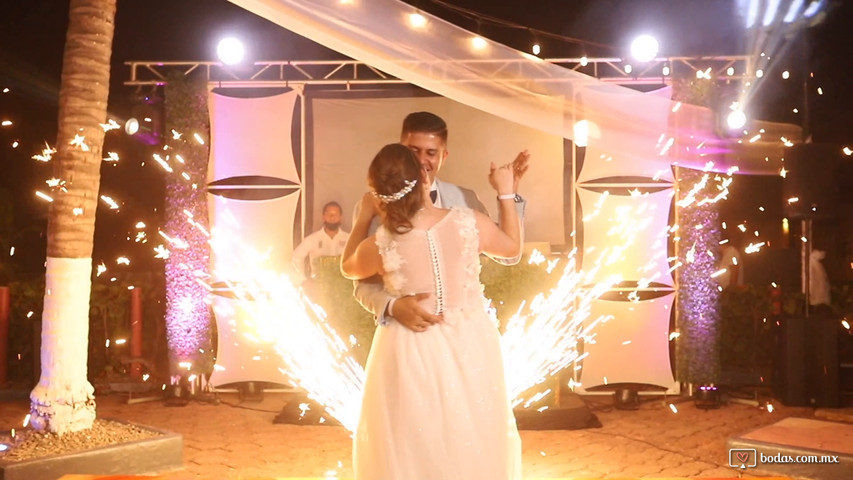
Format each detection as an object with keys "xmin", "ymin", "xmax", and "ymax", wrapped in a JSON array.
[{"xmin": 353, "ymin": 111, "xmax": 529, "ymax": 331}]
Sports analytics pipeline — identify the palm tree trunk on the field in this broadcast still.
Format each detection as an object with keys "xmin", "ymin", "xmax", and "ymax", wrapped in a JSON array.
[{"xmin": 29, "ymin": 0, "xmax": 117, "ymax": 434}]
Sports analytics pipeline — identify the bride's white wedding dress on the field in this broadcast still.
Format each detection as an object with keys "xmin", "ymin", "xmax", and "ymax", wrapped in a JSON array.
[{"xmin": 354, "ymin": 207, "xmax": 522, "ymax": 480}]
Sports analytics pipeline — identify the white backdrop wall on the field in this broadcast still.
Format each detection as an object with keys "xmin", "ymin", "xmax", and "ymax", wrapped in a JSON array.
[{"xmin": 307, "ymin": 93, "xmax": 566, "ymax": 244}]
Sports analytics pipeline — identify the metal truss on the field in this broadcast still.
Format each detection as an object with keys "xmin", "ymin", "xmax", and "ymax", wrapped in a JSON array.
[{"xmin": 124, "ymin": 55, "xmax": 753, "ymax": 89}]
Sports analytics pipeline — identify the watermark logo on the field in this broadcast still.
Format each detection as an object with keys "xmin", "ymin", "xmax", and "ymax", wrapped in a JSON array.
[{"xmin": 729, "ymin": 448, "xmax": 757, "ymax": 469}]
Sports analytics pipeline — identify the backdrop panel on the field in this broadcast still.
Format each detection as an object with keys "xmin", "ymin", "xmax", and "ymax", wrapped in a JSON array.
[
  {"xmin": 578, "ymin": 294, "xmax": 677, "ymax": 392},
  {"xmin": 309, "ymin": 94, "xmax": 565, "ymax": 244},
  {"xmin": 576, "ymin": 87, "xmax": 675, "ymax": 183},
  {"xmin": 207, "ymin": 193, "xmax": 300, "ymax": 279},
  {"xmin": 576, "ymin": 188, "xmax": 674, "ymax": 287},
  {"xmin": 207, "ymin": 90, "xmax": 302, "ymax": 385},
  {"xmin": 208, "ymin": 295, "xmax": 289, "ymax": 387},
  {"xmin": 208, "ymin": 90, "xmax": 300, "ymax": 184}
]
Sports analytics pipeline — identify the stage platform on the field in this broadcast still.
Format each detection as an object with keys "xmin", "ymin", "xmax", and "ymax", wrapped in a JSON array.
[{"xmin": 727, "ymin": 417, "xmax": 853, "ymax": 480}]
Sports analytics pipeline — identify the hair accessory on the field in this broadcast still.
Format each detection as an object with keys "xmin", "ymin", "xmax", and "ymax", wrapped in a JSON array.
[{"xmin": 373, "ymin": 179, "xmax": 418, "ymax": 203}]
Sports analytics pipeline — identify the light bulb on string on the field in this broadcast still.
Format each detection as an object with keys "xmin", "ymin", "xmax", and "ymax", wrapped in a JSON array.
[
  {"xmin": 408, "ymin": 12, "xmax": 427, "ymax": 29},
  {"xmin": 471, "ymin": 36, "xmax": 488, "ymax": 50},
  {"xmin": 471, "ymin": 20, "xmax": 487, "ymax": 51}
]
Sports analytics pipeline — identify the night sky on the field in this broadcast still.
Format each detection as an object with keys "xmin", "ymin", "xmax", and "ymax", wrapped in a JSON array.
[{"xmin": 0, "ymin": 0, "xmax": 851, "ymax": 277}]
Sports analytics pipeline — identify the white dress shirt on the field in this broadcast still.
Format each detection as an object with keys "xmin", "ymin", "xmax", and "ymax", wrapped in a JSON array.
[{"xmin": 292, "ymin": 228, "xmax": 350, "ymax": 282}]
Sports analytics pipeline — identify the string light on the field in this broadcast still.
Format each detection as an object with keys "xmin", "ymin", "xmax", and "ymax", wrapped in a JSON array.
[{"xmin": 408, "ymin": 12, "xmax": 427, "ymax": 29}]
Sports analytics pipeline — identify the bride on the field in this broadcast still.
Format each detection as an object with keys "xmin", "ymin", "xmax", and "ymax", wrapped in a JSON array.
[{"xmin": 341, "ymin": 143, "xmax": 523, "ymax": 480}]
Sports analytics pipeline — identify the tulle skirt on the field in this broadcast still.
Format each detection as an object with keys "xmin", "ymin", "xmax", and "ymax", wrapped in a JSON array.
[{"xmin": 353, "ymin": 306, "xmax": 522, "ymax": 480}]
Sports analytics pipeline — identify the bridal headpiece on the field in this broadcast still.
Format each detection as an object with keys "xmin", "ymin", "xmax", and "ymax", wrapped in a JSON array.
[{"xmin": 373, "ymin": 179, "xmax": 417, "ymax": 203}]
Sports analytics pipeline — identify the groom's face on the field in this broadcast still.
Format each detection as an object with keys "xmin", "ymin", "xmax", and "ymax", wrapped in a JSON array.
[{"xmin": 401, "ymin": 131, "xmax": 448, "ymax": 187}]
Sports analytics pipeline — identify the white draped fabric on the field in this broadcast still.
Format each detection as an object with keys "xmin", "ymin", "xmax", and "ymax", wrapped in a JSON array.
[
  {"xmin": 576, "ymin": 87, "xmax": 676, "ymax": 183},
  {"xmin": 227, "ymin": 0, "xmax": 788, "ymax": 175}
]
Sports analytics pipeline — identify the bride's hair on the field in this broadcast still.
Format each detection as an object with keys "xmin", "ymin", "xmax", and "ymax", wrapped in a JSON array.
[{"xmin": 368, "ymin": 143, "xmax": 424, "ymax": 233}]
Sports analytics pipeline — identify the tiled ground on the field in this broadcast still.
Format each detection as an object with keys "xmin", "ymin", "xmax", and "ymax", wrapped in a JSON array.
[{"xmin": 0, "ymin": 390, "xmax": 826, "ymax": 479}]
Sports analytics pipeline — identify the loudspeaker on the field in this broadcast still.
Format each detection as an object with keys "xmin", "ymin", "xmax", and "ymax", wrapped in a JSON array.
[
  {"xmin": 773, "ymin": 316, "xmax": 809, "ymax": 406},
  {"xmin": 772, "ymin": 314, "xmax": 840, "ymax": 407},
  {"xmin": 809, "ymin": 312, "xmax": 840, "ymax": 408},
  {"xmin": 782, "ymin": 144, "xmax": 842, "ymax": 219}
]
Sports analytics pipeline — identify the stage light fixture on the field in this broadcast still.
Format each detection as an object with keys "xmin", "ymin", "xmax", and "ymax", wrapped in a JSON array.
[
  {"xmin": 693, "ymin": 384, "xmax": 721, "ymax": 409},
  {"xmin": 630, "ymin": 34, "xmax": 659, "ymax": 62},
  {"xmin": 532, "ymin": 42, "xmax": 541, "ymax": 56},
  {"xmin": 803, "ymin": 0, "xmax": 825, "ymax": 18},
  {"xmin": 784, "ymin": 0, "xmax": 806, "ymax": 22},
  {"xmin": 217, "ymin": 37, "xmax": 245, "ymax": 65},
  {"xmin": 662, "ymin": 64, "xmax": 670, "ymax": 76},
  {"xmin": 579, "ymin": 56, "xmax": 589, "ymax": 67},
  {"xmin": 727, "ymin": 109, "xmax": 747, "ymax": 130},
  {"xmin": 124, "ymin": 117, "xmax": 140, "ymax": 135},
  {"xmin": 125, "ymin": 91, "xmax": 164, "ymax": 145},
  {"xmin": 614, "ymin": 387, "xmax": 640, "ymax": 410},
  {"xmin": 624, "ymin": 64, "xmax": 633, "ymax": 74}
]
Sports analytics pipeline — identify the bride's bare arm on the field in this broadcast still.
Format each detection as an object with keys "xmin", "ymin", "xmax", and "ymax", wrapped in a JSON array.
[
  {"xmin": 478, "ymin": 162, "xmax": 522, "ymax": 258},
  {"xmin": 342, "ymin": 192, "xmax": 383, "ymax": 280},
  {"xmin": 341, "ymin": 235, "xmax": 382, "ymax": 280}
]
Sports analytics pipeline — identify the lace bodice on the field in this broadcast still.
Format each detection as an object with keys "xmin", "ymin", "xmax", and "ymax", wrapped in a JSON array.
[{"xmin": 375, "ymin": 207, "xmax": 484, "ymax": 315}]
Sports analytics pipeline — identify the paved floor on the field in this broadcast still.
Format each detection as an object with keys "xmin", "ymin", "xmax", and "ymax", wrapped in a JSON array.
[{"xmin": 3, "ymin": 389, "xmax": 842, "ymax": 479}]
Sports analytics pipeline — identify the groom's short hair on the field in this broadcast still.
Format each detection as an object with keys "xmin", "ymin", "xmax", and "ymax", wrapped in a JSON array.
[{"xmin": 401, "ymin": 111, "xmax": 448, "ymax": 143}]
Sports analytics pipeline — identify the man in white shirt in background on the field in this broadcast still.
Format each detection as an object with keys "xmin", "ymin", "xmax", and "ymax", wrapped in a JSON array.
[{"xmin": 292, "ymin": 201, "xmax": 350, "ymax": 287}]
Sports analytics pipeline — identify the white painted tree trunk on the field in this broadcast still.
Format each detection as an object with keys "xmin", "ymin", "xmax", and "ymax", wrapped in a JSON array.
[{"xmin": 29, "ymin": 257, "xmax": 96, "ymax": 434}]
